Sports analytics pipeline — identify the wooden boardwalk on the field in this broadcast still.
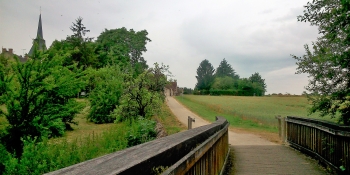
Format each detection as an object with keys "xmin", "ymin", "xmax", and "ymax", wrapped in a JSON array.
[{"xmin": 166, "ymin": 96, "xmax": 328, "ymax": 175}]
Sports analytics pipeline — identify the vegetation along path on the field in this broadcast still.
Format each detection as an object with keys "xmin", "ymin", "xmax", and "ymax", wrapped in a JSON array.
[{"xmin": 166, "ymin": 96, "xmax": 327, "ymax": 175}]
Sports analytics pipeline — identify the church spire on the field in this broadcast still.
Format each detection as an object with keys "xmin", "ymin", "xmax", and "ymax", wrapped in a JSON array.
[
  {"xmin": 36, "ymin": 14, "xmax": 43, "ymax": 39},
  {"xmin": 28, "ymin": 12, "xmax": 47, "ymax": 57}
]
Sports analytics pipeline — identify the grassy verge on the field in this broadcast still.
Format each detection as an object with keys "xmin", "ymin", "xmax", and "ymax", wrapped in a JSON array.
[{"xmin": 153, "ymin": 104, "xmax": 187, "ymax": 135}]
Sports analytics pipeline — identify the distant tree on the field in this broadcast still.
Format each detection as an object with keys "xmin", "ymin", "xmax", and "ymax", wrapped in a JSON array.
[
  {"xmin": 211, "ymin": 76, "xmax": 235, "ymax": 90},
  {"xmin": 195, "ymin": 59, "xmax": 215, "ymax": 90},
  {"xmin": 292, "ymin": 0, "xmax": 350, "ymax": 124},
  {"xmin": 215, "ymin": 58, "xmax": 239, "ymax": 79},
  {"xmin": 183, "ymin": 87, "xmax": 194, "ymax": 94},
  {"xmin": 95, "ymin": 27, "xmax": 151, "ymax": 73},
  {"xmin": 249, "ymin": 72, "xmax": 266, "ymax": 95},
  {"xmin": 0, "ymin": 51, "xmax": 86, "ymax": 157},
  {"xmin": 66, "ymin": 17, "xmax": 96, "ymax": 68}
]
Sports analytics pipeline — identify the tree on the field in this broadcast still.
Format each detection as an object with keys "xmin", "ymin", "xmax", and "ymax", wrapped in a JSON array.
[
  {"xmin": 0, "ymin": 51, "xmax": 86, "ymax": 157},
  {"xmin": 211, "ymin": 76, "xmax": 235, "ymax": 90},
  {"xmin": 249, "ymin": 72, "xmax": 266, "ymax": 96},
  {"xmin": 215, "ymin": 58, "xmax": 239, "ymax": 79},
  {"xmin": 66, "ymin": 17, "xmax": 96, "ymax": 68},
  {"xmin": 113, "ymin": 63, "xmax": 169, "ymax": 122},
  {"xmin": 195, "ymin": 59, "xmax": 215, "ymax": 90},
  {"xmin": 87, "ymin": 65, "xmax": 124, "ymax": 123},
  {"xmin": 95, "ymin": 28, "xmax": 151, "ymax": 72},
  {"xmin": 292, "ymin": 0, "xmax": 350, "ymax": 124}
]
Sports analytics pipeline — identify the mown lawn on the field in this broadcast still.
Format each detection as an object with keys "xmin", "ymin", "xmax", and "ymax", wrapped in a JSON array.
[{"xmin": 175, "ymin": 95, "xmax": 339, "ymax": 133}]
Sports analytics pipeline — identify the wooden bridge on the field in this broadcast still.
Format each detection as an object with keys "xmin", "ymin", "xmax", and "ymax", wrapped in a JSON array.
[{"xmin": 46, "ymin": 97, "xmax": 350, "ymax": 175}]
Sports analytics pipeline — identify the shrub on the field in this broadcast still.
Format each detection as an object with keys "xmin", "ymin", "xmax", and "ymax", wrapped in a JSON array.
[
  {"xmin": 126, "ymin": 117, "xmax": 156, "ymax": 147},
  {"xmin": 88, "ymin": 65, "xmax": 124, "ymax": 123}
]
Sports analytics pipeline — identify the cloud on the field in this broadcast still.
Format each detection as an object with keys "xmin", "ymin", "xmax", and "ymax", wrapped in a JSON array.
[{"xmin": 0, "ymin": 0, "xmax": 319, "ymax": 94}]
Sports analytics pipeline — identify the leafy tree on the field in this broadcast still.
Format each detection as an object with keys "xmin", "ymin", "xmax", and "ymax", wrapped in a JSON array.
[
  {"xmin": 215, "ymin": 58, "xmax": 239, "ymax": 79},
  {"xmin": 113, "ymin": 63, "xmax": 169, "ymax": 122},
  {"xmin": 249, "ymin": 72, "xmax": 266, "ymax": 95},
  {"xmin": 292, "ymin": 0, "xmax": 350, "ymax": 124},
  {"xmin": 95, "ymin": 27, "xmax": 151, "ymax": 71},
  {"xmin": 211, "ymin": 76, "xmax": 235, "ymax": 90},
  {"xmin": 195, "ymin": 59, "xmax": 215, "ymax": 90},
  {"xmin": 87, "ymin": 65, "xmax": 124, "ymax": 123},
  {"xmin": 0, "ymin": 51, "xmax": 86, "ymax": 157}
]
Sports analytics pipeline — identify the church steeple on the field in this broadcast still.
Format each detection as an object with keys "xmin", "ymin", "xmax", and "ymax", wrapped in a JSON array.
[
  {"xmin": 36, "ymin": 14, "xmax": 43, "ymax": 39},
  {"xmin": 28, "ymin": 12, "xmax": 47, "ymax": 57}
]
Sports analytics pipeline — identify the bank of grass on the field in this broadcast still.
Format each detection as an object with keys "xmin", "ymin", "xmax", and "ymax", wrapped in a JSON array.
[
  {"xmin": 175, "ymin": 95, "xmax": 339, "ymax": 133},
  {"xmin": 1, "ymin": 99, "xmax": 185, "ymax": 174}
]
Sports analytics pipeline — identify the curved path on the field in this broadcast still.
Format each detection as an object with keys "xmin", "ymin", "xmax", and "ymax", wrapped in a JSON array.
[{"xmin": 166, "ymin": 96, "xmax": 327, "ymax": 175}]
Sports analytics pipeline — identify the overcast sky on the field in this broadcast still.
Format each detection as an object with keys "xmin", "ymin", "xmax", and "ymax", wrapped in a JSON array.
[{"xmin": 0, "ymin": 0, "xmax": 319, "ymax": 94}]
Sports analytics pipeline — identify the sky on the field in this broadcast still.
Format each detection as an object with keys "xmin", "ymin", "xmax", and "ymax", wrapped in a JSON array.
[{"xmin": 0, "ymin": 0, "xmax": 320, "ymax": 95}]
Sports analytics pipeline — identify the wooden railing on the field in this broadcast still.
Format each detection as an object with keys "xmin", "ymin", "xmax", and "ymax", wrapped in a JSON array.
[
  {"xmin": 46, "ymin": 117, "xmax": 229, "ymax": 175},
  {"xmin": 285, "ymin": 116, "xmax": 350, "ymax": 174}
]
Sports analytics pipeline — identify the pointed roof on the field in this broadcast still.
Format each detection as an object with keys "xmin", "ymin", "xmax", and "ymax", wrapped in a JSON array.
[
  {"xmin": 28, "ymin": 13, "xmax": 47, "ymax": 56},
  {"xmin": 37, "ymin": 14, "xmax": 43, "ymax": 39}
]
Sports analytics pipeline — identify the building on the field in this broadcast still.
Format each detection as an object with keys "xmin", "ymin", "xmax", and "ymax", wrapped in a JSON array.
[
  {"xmin": 28, "ymin": 13, "xmax": 47, "ymax": 56},
  {"xmin": 1, "ymin": 48, "xmax": 27, "ymax": 63}
]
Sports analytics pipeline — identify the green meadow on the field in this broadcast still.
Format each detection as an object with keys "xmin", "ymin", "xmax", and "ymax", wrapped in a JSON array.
[{"xmin": 175, "ymin": 95, "xmax": 338, "ymax": 133}]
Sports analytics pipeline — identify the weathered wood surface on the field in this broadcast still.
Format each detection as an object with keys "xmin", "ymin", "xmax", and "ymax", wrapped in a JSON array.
[
  {"xmin": 286, "ymin": 116, "xmax": 350, "ymax": 174},
  {"xmin": 46, "ymin": 117, "xmax": 228, "ymax": 175},
  {"xmin": 163, "ymin": 120, "xmax": 229, "ymax": 175}
]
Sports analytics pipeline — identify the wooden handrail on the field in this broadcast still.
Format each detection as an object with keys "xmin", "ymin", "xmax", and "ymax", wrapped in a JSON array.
[
  {"xmin": 286, "ymin": 116, "xmax": 350, "ymax": 174},
  {"xmin": 46, "ymin": 117, "xmax": 229, "ymax": 175}
]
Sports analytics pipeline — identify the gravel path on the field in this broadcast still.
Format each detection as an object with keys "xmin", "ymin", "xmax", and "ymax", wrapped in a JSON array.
[{"xmin": 166, "ymin": 96, "xmax": 328, "ymax": 175}]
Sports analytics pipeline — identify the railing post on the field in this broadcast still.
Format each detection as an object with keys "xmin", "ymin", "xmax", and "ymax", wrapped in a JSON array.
[
  {"xmin": 188, "ymin": 116, "xmax": 195, "ymax": 130},
  {"xmin": 281, "ymin": 116, "xmax": 286, "ymax": 144},
  {"xmin": 276, "ymin": 115, "xmax": 286, "ymax": 143}
]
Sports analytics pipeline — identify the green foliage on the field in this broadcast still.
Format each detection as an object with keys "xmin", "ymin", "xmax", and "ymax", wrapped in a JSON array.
[
  {"xmin": 195, "ymin": 59, "xmax": 215, "ymax": 90},
  {"xmin": 215, "ymin": 58, "xmax": 239, "ymax": 79},
  {"xmin": 0, "ymin": 124, "xmax": 129, "ymax": 175},
  {"xmin": 113, "ymin": 63, "xmax": 169, "ymax": 121},
  {"xmin": 0, "ymin": 51, "xmax": 86, "ymax": 157},
  {"xmin": 249, "ymin": 72, "xmax": 266, "ymax": 95},
  {"xmin": 292, "ymin": 0, "xmax": 350, "ymax": 125},
  {"xmin": 88, "ymin": 65, "xmax": 124, "ymax": 123},
  {"xmin": 183, "ymin": 87, "xmax": 194, "ymax": 94},
  {"xmin": 95, "ymin": 27, "xmax": 151, "ymax": 71},
  {"xmin": 125, "ymin": 117, "xmax": 156, "ymax": 147},
  {"xmin": 212, "ymin": 76, "xmax": 236, "ymax": 90}
]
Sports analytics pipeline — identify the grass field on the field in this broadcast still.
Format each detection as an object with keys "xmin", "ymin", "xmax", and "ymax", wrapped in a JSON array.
[{"xmin": 175, "ymin": 95, "xmax": 338, "ymax": 133}]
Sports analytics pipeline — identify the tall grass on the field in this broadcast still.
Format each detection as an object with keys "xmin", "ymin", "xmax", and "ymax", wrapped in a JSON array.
[
  {"xmin": 175, "ymin": 95, "xmax": 339, "ymax": 133},
  {"xmin": 0, "ymin": 100, "xmax": 184, "ymax": 175}
]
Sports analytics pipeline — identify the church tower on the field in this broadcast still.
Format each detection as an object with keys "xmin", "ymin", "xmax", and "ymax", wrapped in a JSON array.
[{"xmin": 28, "ymin": 13, "xmax": 47, "ymax": 56}]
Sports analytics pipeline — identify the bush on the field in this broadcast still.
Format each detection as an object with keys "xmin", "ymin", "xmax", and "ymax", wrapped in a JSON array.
[
  {"xmin": 126, "ymin": 117, "xmax": 156, "ymax": 147},
  {"xmin": 88, "ymin": 65, "xmax": 124, "ymax": 123}
]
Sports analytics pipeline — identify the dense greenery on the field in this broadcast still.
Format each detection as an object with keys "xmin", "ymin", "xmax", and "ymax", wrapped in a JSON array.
[
  {"xmin": 292, "ymin": 0, "xmax": 350, "ymax": 124},
  {"xmin": 0, "ymin": 50, "xmax": 86, "ymax": 157},
  {"xmin": 87, "ymin": 65, "xmax": 124, "ymax": 123},
  {"xmin": 194, "ymin": 58, "xmax": 266, "ymax": 96},
  {"xmin": 0, "ymin": 16, "xmax": 172, "ymax": 174}
]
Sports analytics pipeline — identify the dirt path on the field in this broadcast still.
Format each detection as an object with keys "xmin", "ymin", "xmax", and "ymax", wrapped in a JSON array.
[{"xmin": 166, "ymin": 96, "xmax": 328, "ymax": 174}]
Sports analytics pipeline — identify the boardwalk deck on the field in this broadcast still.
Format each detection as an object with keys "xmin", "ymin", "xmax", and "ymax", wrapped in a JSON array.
[{"xmin": 166, "ymin": 96, "xmax": 328, "ymax": 175}]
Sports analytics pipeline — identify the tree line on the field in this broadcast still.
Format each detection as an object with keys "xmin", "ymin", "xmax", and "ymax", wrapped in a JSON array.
[
  {"xmin": 0, "ymin": 16, "xmax": 170, "ymax": 172},
  {"xmin": 194, "ymin": 59, "xmax": 266, "ymax": 96}
]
